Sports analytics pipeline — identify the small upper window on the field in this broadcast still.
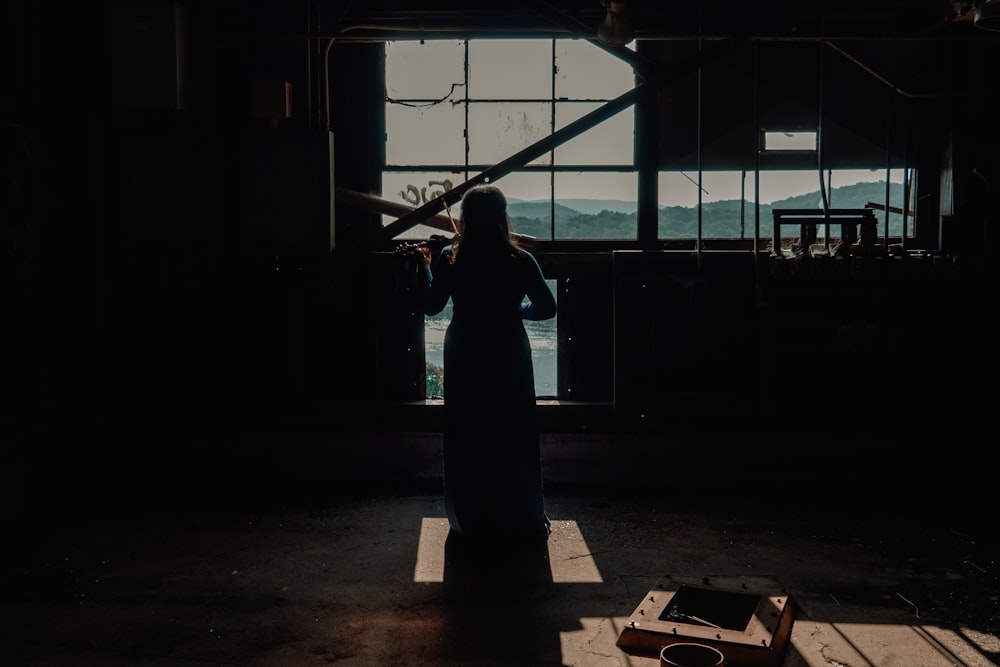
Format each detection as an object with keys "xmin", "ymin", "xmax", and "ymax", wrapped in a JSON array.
[{"xmin": 762, "ymin": 130, "xmax": 817, "ymax": 152}]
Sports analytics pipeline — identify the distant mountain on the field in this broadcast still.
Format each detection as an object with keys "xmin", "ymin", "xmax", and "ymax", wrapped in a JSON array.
[
  {"xmin": 507, "ymin": 200, "xmax": 582, "ymax": 221},
  {"xmin": 513, "ymin": 181, "xmax": 899, "ymax": 217},
  {"xmin": 549, "ymin": 198, "xmax": 638, "ymax": 215},
  {"xmin": 505, "ymin": 180, "xmax": 906, "ymax": 239}
]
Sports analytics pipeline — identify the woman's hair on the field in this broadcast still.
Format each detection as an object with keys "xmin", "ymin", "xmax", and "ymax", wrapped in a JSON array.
[{"xmin": 453, "ymin": 184, "xmax": 522, "ymax": 263}]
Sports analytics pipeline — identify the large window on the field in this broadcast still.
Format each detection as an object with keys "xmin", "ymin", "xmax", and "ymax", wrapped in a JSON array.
[
  {"xmin": 382, "ymin": 38, "xmax": 921, "ymax": 400},
  {"xmin": 383, "ymin": 38, "xmax": 638, "ymax": 242},
  {"xmin": 384, "ymin": 38, "xmax": 919, "ymax": 246},
  {"xmin": 385, "ymin": 38, "xmax": 637, "ymax": 398},
  {"xmin": 657, "ymin": 167, "xmax": 916, "ymax": 241}
]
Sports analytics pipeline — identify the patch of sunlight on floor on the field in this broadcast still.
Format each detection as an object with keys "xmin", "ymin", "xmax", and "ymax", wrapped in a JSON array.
[
  {"xmin": 413, "ymin": 517, "xmax": 450, "ymax": 583},
  {"xmin": 790, "ymin": 621, "xmax": 1000, "ymax": 667},
  {"xmin": 549, "ymin": 519, "xmax": 603, "ymax": 584},
  {"xmin": 956, "ymin": 626, "xmax": 1000, "ymax": 655},
  {"xmin": 561, "ymin": 617, "xmax": 629, "ymax": 666}
]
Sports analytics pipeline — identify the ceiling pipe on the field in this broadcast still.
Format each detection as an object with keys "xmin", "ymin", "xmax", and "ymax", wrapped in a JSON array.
[{"xmin": 824, "ymin": 40, "xmax": 951, "ymax": 98}]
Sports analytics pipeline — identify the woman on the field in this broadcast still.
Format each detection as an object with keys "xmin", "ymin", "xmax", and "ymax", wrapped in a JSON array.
[{"xmin": 417, "ymin": 184, "xmax": 556, "ymax": 543}]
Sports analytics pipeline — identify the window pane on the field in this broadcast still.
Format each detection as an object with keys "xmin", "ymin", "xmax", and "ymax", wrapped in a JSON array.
[
  {"xmin": 469, "ymin": 40, "xmax": 551, "ymax": 99},
  {"xmin": 386, "ymin": 103, "xmax": 466, "ymax": 165},
  {"xmin": 828, "ymin": 168, "xmax": 912, "ymax": 238},
  {"xmin": 381, "ymin": 170, "xmax": 465, "ymax": 240},
  {"xmin": 491, "ymin": 171, "xmax": 553, "ymax": 240},
  {"xmin": 491, "ymin": 171, "xmax": 552, "ymax": 202},
  {"xmin": 758, "ymin": 170, "xmax": 825, "ymax": 206},
  {"xmin": 385, "ymin": 40, "xmax": 465, "ymax": 100},
  {"xmin": 424, "ymin": 278, "xmax": 557, "ymax": 398},
  {"xmin": 762, "ymin": 169, "xmax": 913, "ymax": 244},
  {"xmin": 757, "ymin": 170, "xmax": 822, "ymax": 243},
  {"xmin": 658, "ymin": 171, "xmax": 756, "ymax": 239},
  {"xmin": 890, "ymin": 169, "xmax": 916, "ymax": 238},
  {"xmin": 554, "ymin": 172, "xmax": 637, "ymax": 239},
  {"xmin": 554, "ymin": 102, "xmax": 633, "ymax": 165},
  {"xmin": 658, "ymin": 171, "xmax": 699, "ymax": 239},
  {"xmin": 763, "ymin": 130, "xmax": 817, "ymax": 151},
  {"xmin": 555, "ymin": 39, "xmax": 635, "ymax": 99},
  {"xmin": 524, "ymin": 278, "xmax": 558, "ymax": 397},
  {"xmin": 468, "ymin": 102, "xmax": 552, "ymax": 166}
]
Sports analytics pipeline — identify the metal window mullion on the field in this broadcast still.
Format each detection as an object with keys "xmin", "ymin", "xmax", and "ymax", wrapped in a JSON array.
[
  {"xmin": 819, "ymin": 43, "xmax": 830, "ymax": 248},
  {"xmin": 464, "ymin": 40, "xmax": 470, "ymax": 179},
  {"xmin": 696, "ymin": 37, "xmax": 703, "ymax": 261},
  {"xmin": 550, "ymin": 38, "xmax": 556, "ymax": 241},
  {"xmin": 386, "ymin": 164, "xmax": 637, "ymax": 172},
  {"xmin": 741, "ymin": 170, "xmax": 747, "ymax": 241},
  {"xmin": 885, "ymin": 87, "xmax": 898, "ymax": 248},
  {"xmin": 753, "ymin": 40, "xmax": 762, "ymax": 278}
]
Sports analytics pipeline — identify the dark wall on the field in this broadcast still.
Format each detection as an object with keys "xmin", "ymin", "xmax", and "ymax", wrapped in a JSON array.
[{"xmin": 3, "ymin": 0, "xmax": 996, "ymax": 454}]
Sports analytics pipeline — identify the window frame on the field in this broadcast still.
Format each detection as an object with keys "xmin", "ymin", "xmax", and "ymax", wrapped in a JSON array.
[
  {"xmin": 381, "ymin": 37, "xmax": 918, "ymax": 252},
  {"xmin": 378, "ymin": 36, "xmax": 925, "ymax": 406},
  {"xmin": 382, "ymin": 37, "xmax": 643, "ymax": 246}
]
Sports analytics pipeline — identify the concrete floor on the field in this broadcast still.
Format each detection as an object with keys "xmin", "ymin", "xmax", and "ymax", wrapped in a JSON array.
[{"xmin": 5, "ymin": 477, "xmax": 999, "ymax": 667}]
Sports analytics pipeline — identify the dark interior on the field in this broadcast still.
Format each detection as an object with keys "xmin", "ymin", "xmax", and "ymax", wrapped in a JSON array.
[
  {"xmin": 5, "ymin": 0, "xmax": 998, "ymax": 536},
  {"xmin": 5, "ymin": 3, "xmax": 1000, "ymax": 665}
]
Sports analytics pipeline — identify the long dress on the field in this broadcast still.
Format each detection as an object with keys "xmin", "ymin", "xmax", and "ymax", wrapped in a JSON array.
[{"xmin": 420, "ymin": 244, "xmax": 557, "ymax": 542}]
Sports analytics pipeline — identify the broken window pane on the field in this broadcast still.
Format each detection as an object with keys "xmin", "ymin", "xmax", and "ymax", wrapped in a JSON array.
[{"xmin": 385, "ymin": 40, "xmax": 465, "ymax": 100}]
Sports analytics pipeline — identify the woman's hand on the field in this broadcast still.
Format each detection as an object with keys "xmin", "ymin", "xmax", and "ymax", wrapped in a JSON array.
[{"xmin": 417, "ymin": 246, "xmax": 432, "ymax": 268}]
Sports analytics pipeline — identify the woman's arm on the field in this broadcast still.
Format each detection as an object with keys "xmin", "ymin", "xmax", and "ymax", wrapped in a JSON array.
[
  {"xmin": 420, "ymin": 246, "xmax": 454, "ymax": 317},
  {"xmin": 519, "ymin": 252, "xmax": 556, "ymax": 321}
]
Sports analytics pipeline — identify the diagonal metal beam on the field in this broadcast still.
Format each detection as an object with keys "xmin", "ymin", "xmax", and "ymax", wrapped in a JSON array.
[{"xmin": 379, "ymin": 40, "xmax": 736, "ymax": 241}]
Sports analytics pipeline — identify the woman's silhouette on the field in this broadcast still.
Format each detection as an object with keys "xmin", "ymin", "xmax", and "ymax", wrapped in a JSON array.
[{"xmin": 418, "ymin": 184, "xmax": 556, "ymax": 543}]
